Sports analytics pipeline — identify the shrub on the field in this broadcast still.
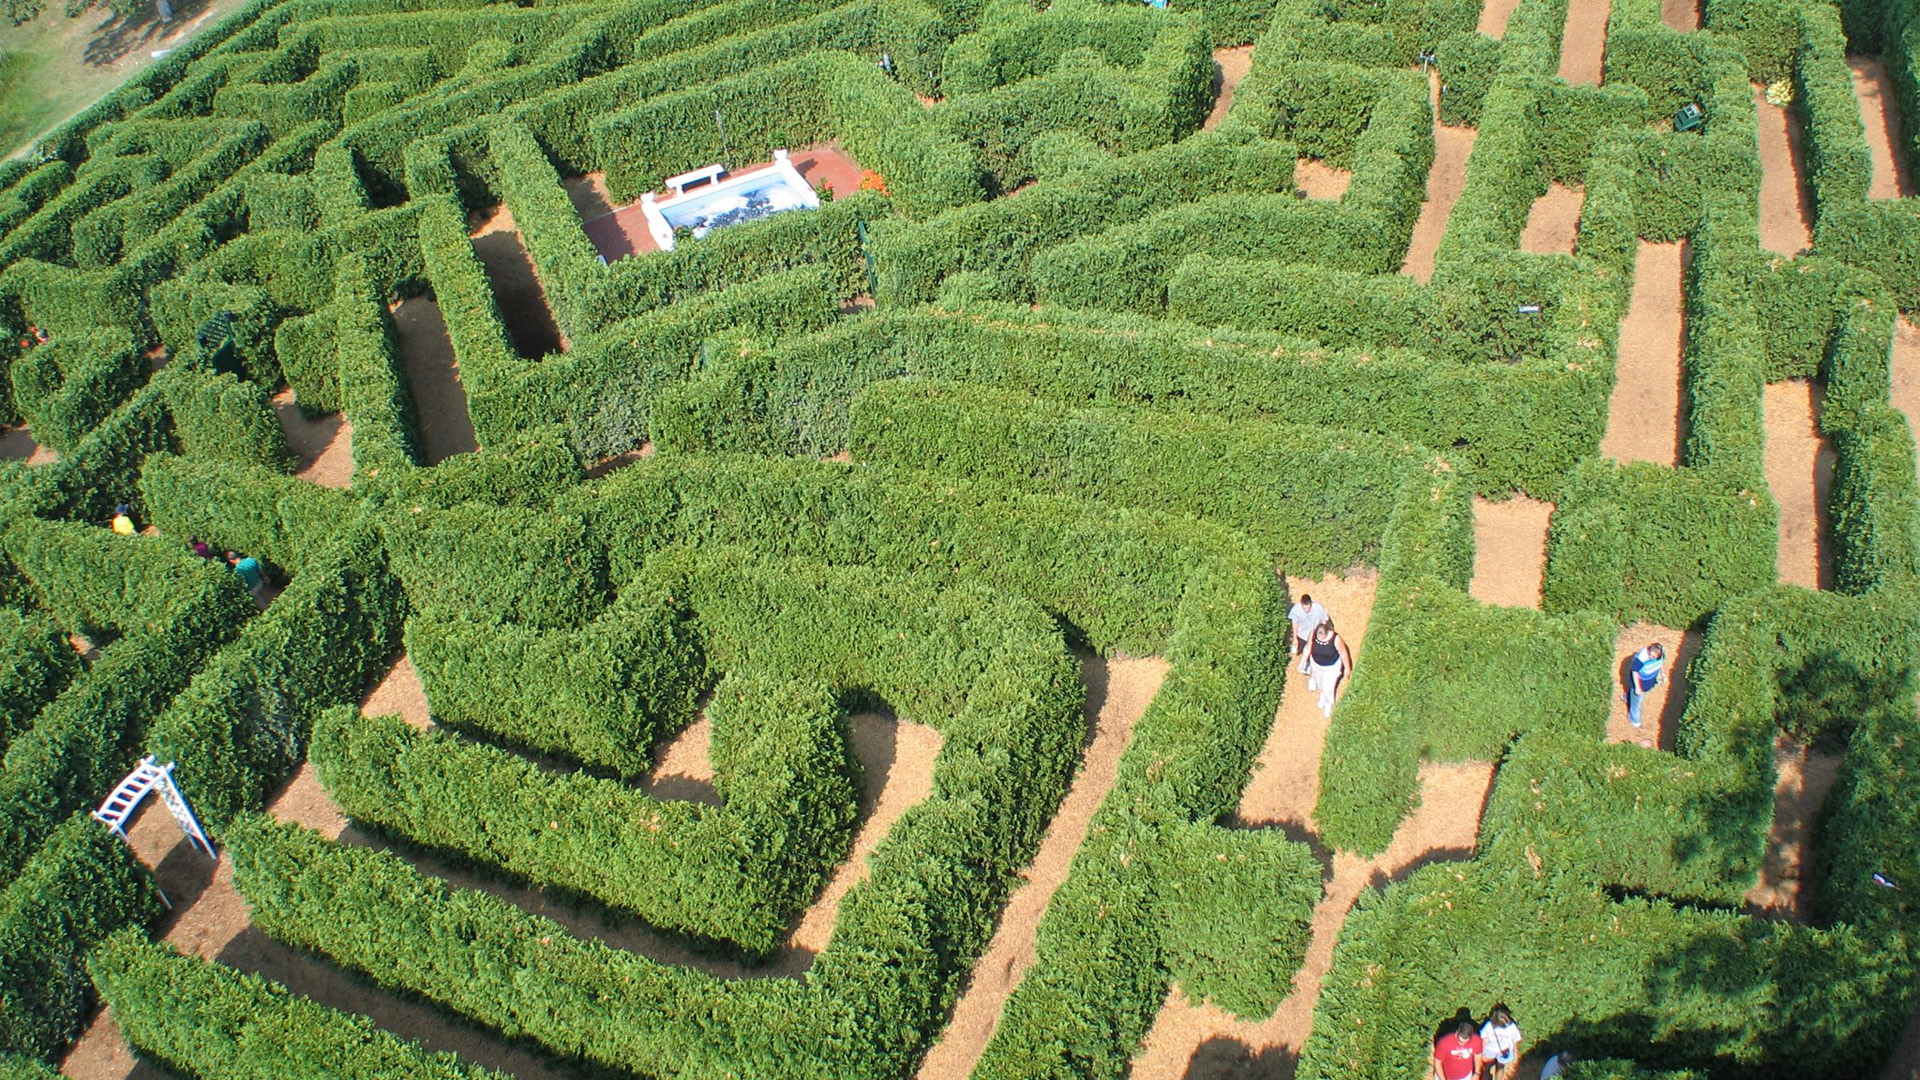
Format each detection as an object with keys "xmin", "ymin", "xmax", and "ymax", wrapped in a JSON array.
[
  {"xmin": 0, "ymin": 813, "xmax": 162, "ymax": 1059},
  {"xmin": 145, "ymin": 525, "xmax": 404, "ymax": 830},
  {"xmin": 0, "ymin": 611, "xmax": 81, "ymax": 760},
  {"xmin": 87, "ymin": 931, "xmax": 511, "ymax": 1080},
  {"xmin": 10, "ymin": 328, "xmax": 145, "ymax": 454},
  {"xmin": 847, "ymin": 378, "xmax": 1419, "ymax": 572}
]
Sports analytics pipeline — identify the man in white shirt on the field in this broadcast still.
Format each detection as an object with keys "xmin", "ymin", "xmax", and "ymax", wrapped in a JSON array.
[{"xmin": 1287, "ymin": 594, "xmax": 1329, "ymax": 675}]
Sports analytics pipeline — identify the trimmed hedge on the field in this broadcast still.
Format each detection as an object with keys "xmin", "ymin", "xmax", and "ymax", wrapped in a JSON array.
[
  {"xmin": 403, "ymin": 573, "xmax": 703, "ymax": 777},
  {"xmin": 0, "ymin": 813, "xmax": 162, "ymax": 1059},
  {"xmin": 144, "ymin": 524, "xmax": 404, "ymax": 830},
  {"xmin": 0, "ymin": 611, "xmax": 82, "ymax": 760},
  {"xmin": 847, "ymin": 378, "xmax": 1419, "ymax": 572},
  {"xmin": 0, "ymin": 521, "xmax": 252, "ymax": 882},
  {"xmin": 88, "ymin": 931, "xmax": 511, "ymax": 1080},
  {"xmin": 11, "ymin": 328, "xmax": 146, "ymax": 454},
  {"xmin": 1543, "ymin": 460, "xmax": 1776, "ymax": 626}
]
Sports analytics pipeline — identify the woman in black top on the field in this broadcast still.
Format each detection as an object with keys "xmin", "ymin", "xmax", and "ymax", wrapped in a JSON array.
[{"xmin": 1306, "ymin": 623, "xmax": 1353, "ymax": 717}]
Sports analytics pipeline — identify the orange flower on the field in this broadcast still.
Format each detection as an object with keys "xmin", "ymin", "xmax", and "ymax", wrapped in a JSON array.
[{"xmin": 857, "ymin": 169, "xmax": 890, "ymax": 195}]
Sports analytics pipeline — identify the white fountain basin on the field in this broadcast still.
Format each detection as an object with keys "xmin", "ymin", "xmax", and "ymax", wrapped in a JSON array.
[{"xmin": 639, "ymin": 149, "xmax": 821, "ymax": 251}]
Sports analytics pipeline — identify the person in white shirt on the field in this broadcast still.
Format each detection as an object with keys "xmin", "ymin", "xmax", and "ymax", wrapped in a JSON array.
[
  {"xmin": 1286, "ymin": 594, "xmax": 1329, "ymax": 675},
  {"xmin": 1538, "ymin": 1049, "xmax": 1577, "ymax": 1078},
  {"xmin": 1479, "ymin": 1006, "xmax": 1522, "ymax": 1080}
]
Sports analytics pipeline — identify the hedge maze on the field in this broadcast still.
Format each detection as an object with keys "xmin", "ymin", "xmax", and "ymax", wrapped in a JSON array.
[{"xmin": 2, "ymin": 0, "xmax": 1920, "ymax": 1074}]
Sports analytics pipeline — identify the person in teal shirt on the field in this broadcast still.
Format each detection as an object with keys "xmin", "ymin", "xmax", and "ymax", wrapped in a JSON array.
[{"xmin": 225, "ymin": 551, "xmax": 267, "ymax": 600}]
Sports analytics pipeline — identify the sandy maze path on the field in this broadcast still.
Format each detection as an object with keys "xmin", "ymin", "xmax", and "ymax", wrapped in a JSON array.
[
  {"xmin": 916, "ymin": 653, "xmax": 1167, "ymax": 1079},
  {"xmin": 1892, "ymin": 318, "xmax": 1920, "ymax": 486},
  {"xmin": 469, "ymin": 205, "xmax": 567, "ymax": 359},
  {"xmin": 1743, "ymin": 736, "xmax": 1842, "ymax": 922},
  {"xmin": 1763, "ymin": 380, "xmax": 1834, "ymax": 591},
  {"xmin": 390, "ymin": 297, "xmax": 478, "ymax": 465},
  {"xmin": 1754, "ymin": 84, "xmax": 1814, "ymax": 257},
  {"xmin": 1125, "ymin": 573, "xmax": 1498, "ymax": 1078},
  {"xmin": 1609, "ymin": 622, "xmax": 1701, "ymax": 750},
  {"xmin": 1470, "ymin": 496, "xmax": 1554, "ymax": 609},
  {"xmin": 1520, "ymin": 183, "xmax": 1584, "ymax": 255},
  {"xmin": 271, "ymin": 388, "xmax": 351, "ymax": 488},
  {"xmin": 1204, "ymin": 46, "xmax": 1254, "ymax": 132},
  {"xmin": 1478, "ymin": 0, "xmax": 1521, "ymax": 39},
  {"xmin": 1662, "ymin": 0, "xmax": 1699, "ymax": 30},
  {"xmin": 0, "ymin": 424, "xmax": 58, "ymax": 466},
  {"xmin": 1601, "ymin": 241, "xmax": 1689, "ymax": 466},
  {"xmin": 1852, "ymin": 59, "xmax": 1914, "ymax": 200},
  {"xmin": 1557, "ymin": 0, "xmax": 1610, "ymax": 85},
  {"xmin": 1295, "ymin": 159, "xmax": 1351, "ymax": 200},
  {"xmin": 1401, "ymin": 74, "xmax": 1476, "ymax": 284}
]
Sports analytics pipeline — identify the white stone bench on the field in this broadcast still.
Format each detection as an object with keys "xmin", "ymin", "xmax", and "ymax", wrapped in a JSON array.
[{"xmin": 664, "ymin": 163, "xmax": 726, "ymax": 196}]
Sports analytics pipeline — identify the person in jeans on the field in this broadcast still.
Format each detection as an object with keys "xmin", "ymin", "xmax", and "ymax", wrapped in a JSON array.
[
  {"xmin": 1307, "ymin": 622, "xmax": 1353, "ymax": 718},
  {"xmin": 1287, "ymin": 593, "xmax": 1330, "ymax": 674},
  {"xmin": 1625, "ymin": 641, "xmax": 1665, "ymax": 728}
]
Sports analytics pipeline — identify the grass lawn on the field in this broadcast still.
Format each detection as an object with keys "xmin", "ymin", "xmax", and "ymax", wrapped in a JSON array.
[{"xmin": 0, "ymin": 0, "xmax": 224, "ymax": 158}]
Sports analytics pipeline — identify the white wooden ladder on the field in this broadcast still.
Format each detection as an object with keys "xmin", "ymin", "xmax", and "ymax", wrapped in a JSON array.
[{"xmin": 94, "ymin": 756, "xmax": 216, "ymax": 860}]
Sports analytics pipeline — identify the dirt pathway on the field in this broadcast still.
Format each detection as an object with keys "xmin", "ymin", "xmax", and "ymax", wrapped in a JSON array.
[
  {"xmin": 389, "ymin": 297, "xmax": 478, "ymax": 465},
  {"xmin": 1204, "ymin": 46, "xmax": 1254, "ymax": 131},
  {"xmin": 1557, "ymin": 0, "xmax": 1611, "ymax": 85},
  {"xmin": 1609, "ymin": 623, "xmax": 1701, "ymax": 750},
  {"xmin": 1763, "ymin": 380, "xmax": 1834, "ymax": 590},
  {"xmin": 1520, "ymin": 184, "xmax": 1584, "ymax": 255},
  {"xmin": 1600, "ymin": 241, "xmax": 1689, "ymax": 467},
  {"xmin": 561, "ymin": 173, "xmax": 616, "ymax": 221},
  {"xmin": 271, "ymin": 389, "xmax": 352, "ymax": 488},
  {"xmin": 1891, "ymin": 318, "xmax": 1920, "ymax": 486},
  {"xmin": 915, "ymin": 652, "xmax": 1167, "ymax": 1080},
  {"xmin": 469, "ymin": 205, "xmax": 567, "ymax": 359},
  {"xmin": 1478, "ymin": 0, "xmax": 1522, "ymax": 39},
  {"xmin": 1126, "ymin": 572, "xmax": 1487, "ymax": 1077},
  {"xmin": 1662, "ymin": 0, "xmax": 1699, "ymax": 31},
  {"xmin": 1401, "ymin": 73, "xmax": 1477, "ymax": 284},
  {"xmin": 1754, "ymin": 84, "xmax": 1814, "ymax": 257},
  {"xmin": 1851, "ymin": 59, "xmax": 1915, "ymax": 200},
  {"xmin": 1295, "ymin": 159, "xmax": 1352, "ymax": 200},
  {"xmin": 0, "ymin": 424, "xmax": 57, "ymax": 465},
  {"xmin": 1743, "ymin": 736, "xmax": 1843, "ymax": 922},
  {"xmin": 1132, "ymin": 760, "xmax": 1495, "ymax": 1079},
  {"xmin": 1470, "ymin": 497, "xmax": 1554, "ymax": 609}
]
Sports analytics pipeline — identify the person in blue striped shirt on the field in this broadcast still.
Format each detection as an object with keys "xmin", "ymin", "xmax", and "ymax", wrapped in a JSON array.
[{"xmin": 1625, "ymin": 642, "xmax": 1665, "ymax": 728}]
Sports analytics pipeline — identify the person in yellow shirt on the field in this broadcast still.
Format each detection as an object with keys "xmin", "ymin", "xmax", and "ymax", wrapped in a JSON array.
[{"xmin": 109, "ymin": 504, "xmax": 136, "ymax": 536}]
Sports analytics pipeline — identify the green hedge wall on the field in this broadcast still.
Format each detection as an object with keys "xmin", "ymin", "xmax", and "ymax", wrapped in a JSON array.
[
  {"xmin": 866, "ymin": 133, "xmax": 1295, "ymax": 306},
  {"xmin": 333, "ymin": 253, "xmax": 419, "ymax": 476},
  {"xmin": 847, "ymin": 378, "xmax": 1419, "ymax": 572},
  {"xmin": 0, "ymin": 522, "xmax": 252, "ymax": 882},
  {"xmin": 88, "ymin": 931, "xmax": 511, "ymax": 1080},
  {"xmin": 403, "ymin": 574, "xmax": 704, "ymax": 777},
  {"xmin": 656, "ymin": 301, "xmax": 1606, "ymax": 497},
  {"xmin": 0, "ymin": 611, "xmax": 81, "ymax": 760},
  {"xmin": 0, "ymin": 813, "xmax": 162, "ymax": 1060},
  {"xmin": 145, "ymin": 525, "xmax": 404, "ymax": 831},
  {"xmin": 310, "ymin": 691, "xmax": 853, "ymax": 957},
  {"xmin": 1315, "ymin": 580, "xmax": 1614, "ymax": 855},
  {"xmin": 1543, "ymin": 460, "xmax": 1777, "ymax": 626},
  {"xmin": 226, "ymin": 528, "xmax": 1085, "ymax": 1077},
  {"xmin": 156, "ymin": 365, "xmax": 296, "ymax": 472},
  {"xmin": 11, "ymin": 328, "xmax": 146, "ymax": 455},
  {"xmin": 380, "ymin": 504, "xmax": 605, "ymax": 629}
]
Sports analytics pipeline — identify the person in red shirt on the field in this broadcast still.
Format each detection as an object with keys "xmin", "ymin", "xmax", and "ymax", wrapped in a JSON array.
[{"xmin": 1430, "ymin": 1019, "xmax": 1485, "ymax": 1080}]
